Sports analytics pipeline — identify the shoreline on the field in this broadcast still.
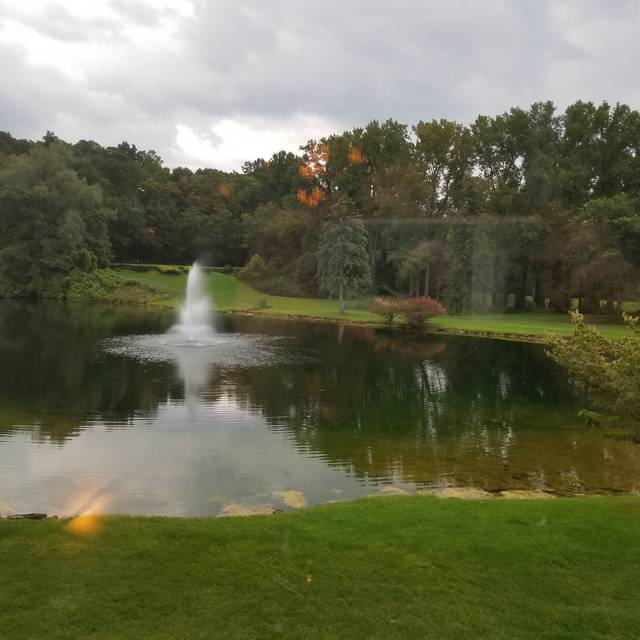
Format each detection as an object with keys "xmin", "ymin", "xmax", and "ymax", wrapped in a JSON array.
[
  {"xmin": 4, "ymin": 489, "xmax": 637, "ymax": 522},
  {"xmin": 0, "ymin": 295, "xmax": 562, "ymax": 344},
  {"xmin": 213, "ymin": 308, "xmax": 549, "ymax": 343},
  {"xmin": 67, "ymin": 292, "xmax": 551, "ymax": 344}
]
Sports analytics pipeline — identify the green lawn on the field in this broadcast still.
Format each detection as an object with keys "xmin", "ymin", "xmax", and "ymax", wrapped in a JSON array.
[
  {"xmin": 1, "ymin": 496, "xmax": 639, "ymax": 639},
  {"xmin": 117, "ymin": 268, "xmax": 632, "ymax": 339},
  {"xmin": 117, "ymin": 268, "xmax": 381, "ymax": 322},
  {"xmin": 429, "ymin": 312, "xmax": 633, "ymax": 339}
]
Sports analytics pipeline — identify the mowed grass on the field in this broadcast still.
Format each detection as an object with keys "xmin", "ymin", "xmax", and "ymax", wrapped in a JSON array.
[
  {"xmin": 118, "ymin": 269, "xmax": 632, "ymax": 338},
  {"xmin": 117, "ymin": 268, "xmax": 380, "ymax": 322},
  {"xmin": 429, "ymin": 312, "xmax": 632, "ymax": 339},
  {"xmin": 1, "ymin": 496, "xmax": 639, "ymax": 640}
]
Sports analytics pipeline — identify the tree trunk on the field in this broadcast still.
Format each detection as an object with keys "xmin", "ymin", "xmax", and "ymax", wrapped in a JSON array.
[
  {"xmin": 338, "ymin": 281, "xmax": 345, "ymax": 315},
  {"xmin": 368, "ymin": 228, "xmax": 379, "ymax": 290},
  {"xmin": 424, "ymin": 264, "xmax": 430, "ymax": 298},
  {"xmin": 550, "ymin": 291, "xmax": 571, "ymax": 312},
  {"xmin": 514, "ymin": 269, "xmax": 528, "ymax": 311},
  {"xmin": 616, "ymin": 293, "xmax": 624, "ymax": 317},
  {"xmin": 533, "ymin": 277, "xmax": 545, "ymax": 309},
  {"xmin": 605, "ymin": 297, "xmax": 615, "ymax": 314},
  {"xmin": 580, "ymin": 297, "xmax": 598, "ymax": 314}
]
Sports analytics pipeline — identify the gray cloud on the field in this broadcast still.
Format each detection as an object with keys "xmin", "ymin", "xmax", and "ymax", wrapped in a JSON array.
[
  {"xmin": 10, "ymin": 3, "xmax": 118, "ymax": 42},
  {"xmin": 1, "ymin": 0, "xmax": 639, "ymax": 169}
]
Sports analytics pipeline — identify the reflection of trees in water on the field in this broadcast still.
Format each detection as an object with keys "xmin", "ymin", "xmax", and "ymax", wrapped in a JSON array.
[
  {"xmin": 207, "ymin": 329, "xmax": 639, "ymax": 493},
  {"xmin": 2, "ymin": 306, "xmax": 638, "ymax": 493},
  {"xmin": 0, "ymin": 302, "xmax": 172, "ymax": 443}
]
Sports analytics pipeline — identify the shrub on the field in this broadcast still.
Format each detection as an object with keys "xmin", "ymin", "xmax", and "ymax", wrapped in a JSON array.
[
  {"xmin": 369, "ymin": 296, "xmax": 447, "ymax": 328},
  {"xmin": 238, "ymin": 255, "xmax": 314, "ymax": 297},
  {"xmin": 238, "ymin": 254, "xmax": 267, "ymax": 283},
  {"xmin": 156, "ymin": 265, "xmax": 183, "ymax": 275},
  {"xmin": 547, "ymin": 311, "xmax": 640, "ymax": 431},
  {"xmin": 369, "ymin": 297, "xmax": 403, "ymax": 324},
  {"xmin": 257, "ymin": 297, "xmax": 269, "ymax": 309},
  {"xmin": 67, "ymin": 269, "xmax": 166, "ymax": 305},
  {"xmin": 397, "ymin": 297, "xmax": 447, "ymax": 328},
  {"xmin": 67, "ymin": 269, "xmax": 122, "ymax": 301}
]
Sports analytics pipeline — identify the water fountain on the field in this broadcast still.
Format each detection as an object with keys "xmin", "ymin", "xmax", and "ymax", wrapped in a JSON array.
[
  {"xmin": 103, "ymin": 262, "xmax": 291, "ymax": 396},
  {"xmin": 167, "ymin": 262, "xmax": 216, "ymax": 344}
]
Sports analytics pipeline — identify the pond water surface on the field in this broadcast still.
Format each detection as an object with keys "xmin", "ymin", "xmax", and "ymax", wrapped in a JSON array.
[{"xmin": 0, "ymin": 302, "xmax": 638, "ymax": 516}]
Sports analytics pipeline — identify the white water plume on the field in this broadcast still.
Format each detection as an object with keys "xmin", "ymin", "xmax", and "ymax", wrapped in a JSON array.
[{"xmin": 167, "ymin": 262, "xmax": 216, "ymax": 344}]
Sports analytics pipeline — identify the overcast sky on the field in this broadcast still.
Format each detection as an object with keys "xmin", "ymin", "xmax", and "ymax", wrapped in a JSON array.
[{"xmin": 1, "ymin": 0, "xmax": 639, "ymax": 170}]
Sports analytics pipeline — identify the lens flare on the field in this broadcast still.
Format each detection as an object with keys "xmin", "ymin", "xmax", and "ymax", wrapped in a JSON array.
[
  {"xmin": 308, "ymin": 187, "xmax": 323, "ymax": 207},
  {"xmin": 64, "ymin": 488, "xmax": 110, "ymax": 537},
  {"xmin": 348, "ymin": 146, "xmax": 365, "ymax": 164},
  {"xmin": 66, "ymin": 515, "xmax": 102, "ymax": 537}
]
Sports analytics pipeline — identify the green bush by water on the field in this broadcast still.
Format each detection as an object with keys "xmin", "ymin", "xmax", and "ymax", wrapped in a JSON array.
[{"xmin": 67, "ymin": 269, "xmax": 166, "ymax": 305}]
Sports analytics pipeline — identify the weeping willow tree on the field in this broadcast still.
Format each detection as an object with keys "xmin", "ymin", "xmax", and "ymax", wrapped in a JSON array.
[{"xmin": 317, "ymin": 196, "xmax": 372, "ymax": 314}]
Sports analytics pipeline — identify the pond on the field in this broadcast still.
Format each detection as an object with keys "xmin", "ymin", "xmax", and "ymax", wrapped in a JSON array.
[{"xmin": 0, "ymin": 302, "xmax": 638, "ymax": 516}]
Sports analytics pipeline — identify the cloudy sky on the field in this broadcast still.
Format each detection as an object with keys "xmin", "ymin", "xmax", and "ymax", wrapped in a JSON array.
[{"xmin": 1, "ymin": 0, "xmax": 638, "ymax": 170}]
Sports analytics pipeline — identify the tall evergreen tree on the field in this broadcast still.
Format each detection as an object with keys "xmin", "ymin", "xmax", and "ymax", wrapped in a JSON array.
[{"xmin": 317, "ymin": 196, "xmax": 372, "ymax": 314}]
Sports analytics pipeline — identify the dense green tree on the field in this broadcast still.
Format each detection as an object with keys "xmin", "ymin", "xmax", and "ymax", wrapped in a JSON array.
[
  {"xmin": 522, "ymin": 101, "xmax": 561, "ymax": 212},
  {"xmin": 0, "ymin": 142, "xmax": 112, "ymax": 297},
  {"xmin": 317, "ymin": 197, "xmax": 372, "ymax": 313},
  {"xmin": 2, "ymin": 98, "xmax": 640, "ymax": 305},
  {"xmin": 0, "ymin": 131, "xmax": 33, "ymax": 156},
  {"xmin": 413, "ymin": 119, "xmax": 474, "ymax": 214},
  {"xmin": 394, "ymin": 239, "xmax": 448, "ymax": 298},
  {"xmin": 242, "ymin": 150, "xmax": 303, "ymax": 207}
]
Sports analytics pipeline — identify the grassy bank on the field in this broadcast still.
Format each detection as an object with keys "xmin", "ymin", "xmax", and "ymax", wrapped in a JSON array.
[
  {"xmin": 429, "ymin": 311, "xmax": 632, "ymax": 339},
  {"xmin": 117, "ymin": 268, "xmax": 631, "ymax": 339},
  {"xmin": 117, "ymin": 268, "xmax": 382, "ymax": 322},
  {"xmin": 1, "ymin": 496, "xmax": 639, "ymax": 639}
]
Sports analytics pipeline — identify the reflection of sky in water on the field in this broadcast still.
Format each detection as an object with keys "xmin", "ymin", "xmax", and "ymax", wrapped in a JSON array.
[
  {"xmin": 0, "ymin": 332, "xmax": 376, "ymax": 516},
  {"xmin": 1, "ymin": 305, "xmax": 639, "ymax": 516},
  {"xmin": 0, "ymin": 383, "xmax": 373, "ymax": 517}
]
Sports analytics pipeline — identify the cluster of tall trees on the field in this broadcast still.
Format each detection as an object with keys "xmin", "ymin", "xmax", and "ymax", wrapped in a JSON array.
[{"xmin": 1, "ymin": 99, "xmax": 639, "ymax": 310}]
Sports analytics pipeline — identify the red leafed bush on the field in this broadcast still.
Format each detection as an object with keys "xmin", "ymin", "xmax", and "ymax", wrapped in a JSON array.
[
  {"xmin": 370, "ymin": 296, "xmax": 447, "ymax": 328},
  {"xmin": 397, "ymin": 297, "xmax": 447, "ymax": 328},
  {"xmin": 369, "ymin": 297, "xmax": 402, "ymax": 324}
]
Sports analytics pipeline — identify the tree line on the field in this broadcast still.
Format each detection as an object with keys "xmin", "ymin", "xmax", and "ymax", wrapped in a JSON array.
[{"xmin": 1, "ymin": 99, "xmax": 639, "ymax": 312}]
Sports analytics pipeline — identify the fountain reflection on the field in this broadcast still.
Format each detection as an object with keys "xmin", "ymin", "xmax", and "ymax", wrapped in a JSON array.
[{"xmin": 165, "ymin": 343, "xmax": 217, "ymax": 413}]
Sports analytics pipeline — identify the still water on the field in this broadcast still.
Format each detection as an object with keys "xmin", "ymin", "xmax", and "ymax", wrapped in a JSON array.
[{"xmin": 0, "ymin": 302, "xmax": 638, "ymax": 516}]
